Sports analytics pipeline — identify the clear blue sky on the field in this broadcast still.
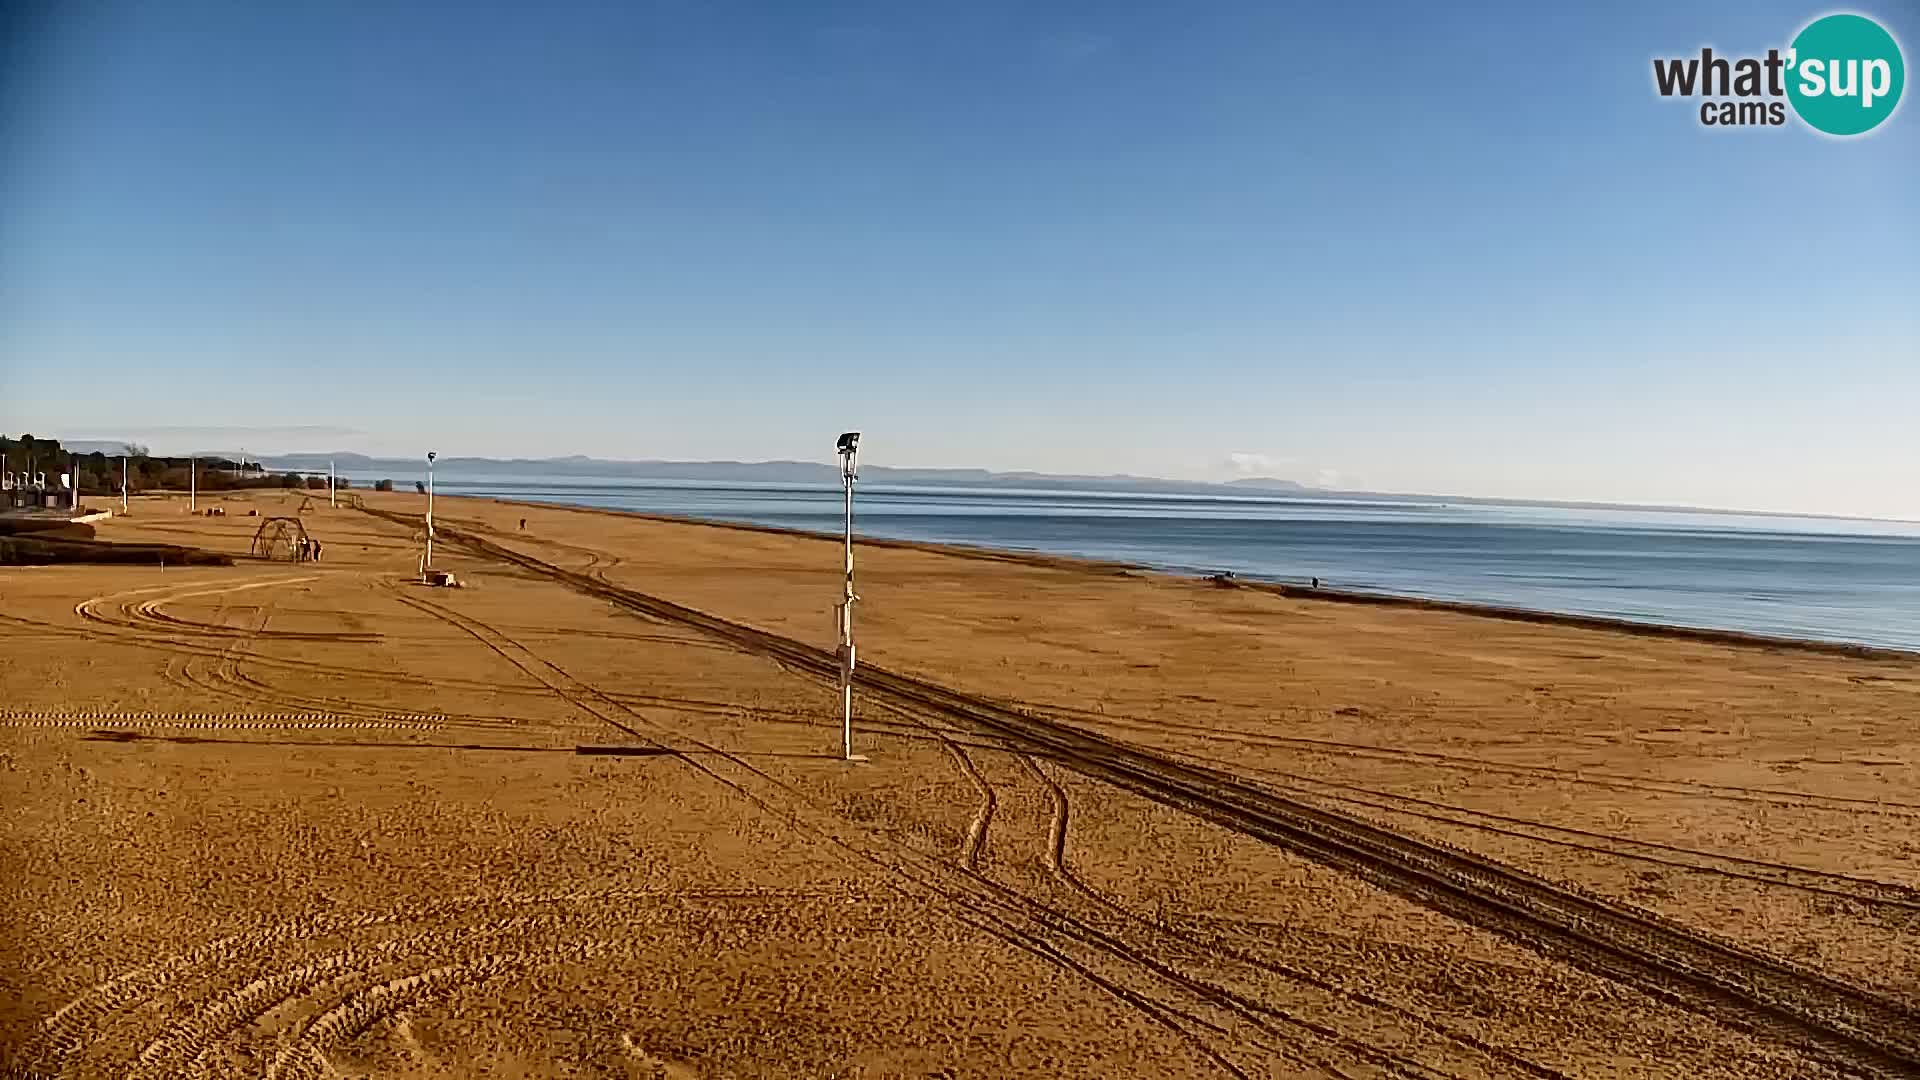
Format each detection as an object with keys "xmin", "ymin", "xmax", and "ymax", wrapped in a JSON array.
[{"xmin": 3, "ymin": 1, "xmax": 1915, "ymax": 516}]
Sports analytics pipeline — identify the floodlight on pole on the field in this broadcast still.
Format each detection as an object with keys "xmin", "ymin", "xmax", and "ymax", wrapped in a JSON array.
[
  {"xmin": 424, "ymin": 451, "xmax": 437, "ymax": 571},
  {"xmin": 835, "ymin": 431, "xmax": 864, "ymax": 762}
]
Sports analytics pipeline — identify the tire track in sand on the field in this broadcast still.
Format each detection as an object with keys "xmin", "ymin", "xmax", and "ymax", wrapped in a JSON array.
[
  {"xmin": 869, "ymin": 700, "xmax": 998, "ymax": 871},
  {"xmin": 376, "ymin": 585, "xmax": 1281, "ymax": 1079},
  {"xmin": 871, "ymin": 703, "xmax": 1413, "ymax": 1068},
  {"xmin": 1013, "ymin": 754, "xmax": 1570, "ymax": 1080},
  {"xmin": 34, "ymin": 888, "xmax": 860, "ymax": 1076},
  {"xmin": 400, "ymin": 518, "xmax": 1910, "ymax": 1079},
  {"xmin": 1020, "ymin": 701, "xmax": 1920, "ymax": 819},
  {"xmin": 1199, "ymin": 754, "xmax": 1920, "ymax": 912},
  {"xmin": 379, "ymin": 588, "xmax": 1514, "ymax": 1078},
  {"xmin": 143, "ymin": 906, "xmax": 734, "ymax": 1079},
  {"xmin": 167, "ymin": 582, "xmax": 462, "ymax": 734}
]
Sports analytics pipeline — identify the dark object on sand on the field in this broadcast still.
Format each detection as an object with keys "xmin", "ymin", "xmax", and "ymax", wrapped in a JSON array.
[
  {"xmin": 1, "ymin": 536, "xmax": 232, "ymax": 567},
  {"xmin": 1311, "ymin": 577, "xmax": 1321, "ymax": 588},
  {"xmin": 519, "ymin": 518, "xmax": 526, "ymax": 530},
  {"xmin": 0, "ymin": 517, "xmax": 94, "ymax": 540},
  {"xmin": 1207, "ymin": 571, "xmax": 1237, "ymax": 587}
]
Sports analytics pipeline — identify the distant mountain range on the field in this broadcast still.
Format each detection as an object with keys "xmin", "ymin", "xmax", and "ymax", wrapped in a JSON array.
[
  {"xmin": 36, "ymin": 443, "xmax": 1900, "ymax": 521},
  {"xmin": 249, "ymin": 452, "xmax": 1316, "ymax": 497}
]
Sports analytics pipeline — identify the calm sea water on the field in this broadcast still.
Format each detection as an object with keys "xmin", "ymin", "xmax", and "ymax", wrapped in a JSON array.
[{"xmin": 398, "ymin": 475, "xmax": 1920, "ymax": 652}]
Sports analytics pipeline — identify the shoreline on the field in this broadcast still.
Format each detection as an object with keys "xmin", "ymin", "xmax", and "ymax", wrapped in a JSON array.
[{"xmin": 460, "ymin": 492, "xmax": 1920, "ymax": 664}]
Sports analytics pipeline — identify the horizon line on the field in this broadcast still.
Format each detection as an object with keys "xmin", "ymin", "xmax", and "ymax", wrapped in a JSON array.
[
  {"xmin": 244, "ymin": 449, "xmax": 1918, "ymax": 528},
  {"xmin": 14, "ymin": 437, "xmax": 1914, "ymax": 526}
]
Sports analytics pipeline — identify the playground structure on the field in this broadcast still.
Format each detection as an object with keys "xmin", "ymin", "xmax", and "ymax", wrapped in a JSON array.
[{"xmin": 248, "ymin": 516, "xmax": 316, "ymax": 561}]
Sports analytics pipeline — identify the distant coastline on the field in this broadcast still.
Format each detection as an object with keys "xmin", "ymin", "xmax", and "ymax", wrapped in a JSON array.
[{"xmin": 248, "ymin": 451, "xmax": 1916, "ymax": 527}]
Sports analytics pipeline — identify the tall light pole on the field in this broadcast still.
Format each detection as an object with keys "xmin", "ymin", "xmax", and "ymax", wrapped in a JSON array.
[
  {"xmin": 121, "ymin": 454, "xmax": 128, "ymax": 513},
  {"xmin": 835, "ymin": 431, "xmax": 863, "ymax": 762},
  {"xmin": 424, "ymin": 450, "xmax": 437, "ymax": 570}
]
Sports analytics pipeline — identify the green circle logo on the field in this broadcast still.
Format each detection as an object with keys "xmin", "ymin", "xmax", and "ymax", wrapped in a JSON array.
[{"xmin": 1786, "ymin": 14, "xmax": 1905, "ymax": 136}]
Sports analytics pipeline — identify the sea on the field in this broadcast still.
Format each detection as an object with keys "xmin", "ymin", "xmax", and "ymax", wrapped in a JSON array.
[{"xmin": 376, "ymin": 474, "xmax": 1920, "ymax": 653}]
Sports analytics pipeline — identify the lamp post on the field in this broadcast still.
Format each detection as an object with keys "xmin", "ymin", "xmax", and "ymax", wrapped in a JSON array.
[
  {"xmin": 425, "ymin": 450, "xmax": 437, "ymax": 570},
  {"xmin": 835, "ymin": 431, "xmax": 863, "ymax": 762}
]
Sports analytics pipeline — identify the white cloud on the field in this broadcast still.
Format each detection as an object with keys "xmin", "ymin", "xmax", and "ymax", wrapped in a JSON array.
[
  {"xmin": 1224, "ymin": 451, "xmax": 1288, "ymax": 476},
  {"xmin": 1212, "ymin": 452, "xmax": 1352, "ymax": 489}
]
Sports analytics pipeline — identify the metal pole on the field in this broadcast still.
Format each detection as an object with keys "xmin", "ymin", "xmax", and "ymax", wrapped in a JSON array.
[
  {"xmin": 328, "ymin": 460, "xmax": 336, "ymax": 508},
  {"xmin": 190, "ymin": 458, "xmax": 196, "ymax": 513},
  {"xmin": 121, "ymin": 455, "xmax": 128, "ymax": 512},
  {"xmin": 842, "ymin": 472, "xmax": 854, "ymax": 759},
  {"xmin": 425, "ymin": 452, "xmax": 436, "ymax": 570},
  {"xmin": 835, "ymin": 432, "xmax": 861, "ymax": 761}
]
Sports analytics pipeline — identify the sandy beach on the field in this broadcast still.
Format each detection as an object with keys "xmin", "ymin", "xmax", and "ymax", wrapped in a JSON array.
[{"xmin": 4, "ymin": 488, "xmax": 1918, "ymax": 1079}]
